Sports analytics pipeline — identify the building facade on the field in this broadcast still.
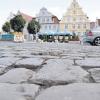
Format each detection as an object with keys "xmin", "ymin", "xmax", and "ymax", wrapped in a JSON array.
[
  {"xmin": 60, "ymin": 0, "xmax": 90, "ymax": 35},
  {"xmin": 36, "ymin": 7, "xmax": 60, "ymax": 33}
]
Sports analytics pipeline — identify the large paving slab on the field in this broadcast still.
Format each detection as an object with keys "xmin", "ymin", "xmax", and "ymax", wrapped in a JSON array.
[
  {"xmin": 36, "ymin": 83, "xmax": 100, "ymax": 100},
  {"xmin": 89, "ymin": 68, "xmax": 100, "ymax": 83},
  {"xmin": 15, "ymin": 58, "xmax": 45, "ymax": 69},
  {"xmin": 0, "ymin": 83, "xmax": 40, "ymax": 100},
  {"xmin": 75, "ymin": 58, "xmax": 100, "ymax": 69},
  {"xmin": 0, "ymin": 68, "xmax": 35, "ymax": 83},
  {"xmin": 0, "ymin": 57, "xmax": 20, "ymax": 67},
  {"xmin": 30, "ymin": 59, "xmax": 90, "ymax": 85}
]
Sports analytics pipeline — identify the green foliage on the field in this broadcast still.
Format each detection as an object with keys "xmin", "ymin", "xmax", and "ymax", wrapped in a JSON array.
[
  {"xmin": 68, "ymin": 35, "xmax": 79, "ymax": 41},
  {"xmin": 72, "ymin": 32, "xmax": 76, "ymax": 39},
  {"xmin": 27, "ymin": 19, "xmax": 40, "ymax": 34},
  {"xmin": 2, "ymin": 22, "xmax": 11, "ymax": 33},
  {"xmin": 10, "ymin": 15, "xmax": 26, "ymax": 32}
]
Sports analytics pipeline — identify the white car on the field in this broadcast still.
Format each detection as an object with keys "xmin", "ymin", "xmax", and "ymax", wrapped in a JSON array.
[{"xmin": 82, "ymin": 30, "xmax": 100, "ymax": 46}]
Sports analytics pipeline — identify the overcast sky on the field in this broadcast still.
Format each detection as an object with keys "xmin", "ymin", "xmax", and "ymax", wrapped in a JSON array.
[{"xmin": 0, "ymin": 0, "xmax": 100, "ymax": 31}]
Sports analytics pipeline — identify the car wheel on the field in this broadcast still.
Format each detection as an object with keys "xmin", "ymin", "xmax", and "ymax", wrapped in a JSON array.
[{"xmin": 93, "ymin": 37, "xmax": 100, "ymax": 46}]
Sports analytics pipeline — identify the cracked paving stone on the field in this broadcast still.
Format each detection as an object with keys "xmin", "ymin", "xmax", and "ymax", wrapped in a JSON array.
[
  {"xmin": 75, "ymin": 58, "xmax": 100, "ymax": 69},
  {"xmin": 0, "ymin": 83, "xmax": 40, "ymax": 100},
  {"xmin": 0, "ymin": 68, "xmax": 35, "ymax": 83},
  {"xmin": 15, "ymin": 58, "xmax": 45, "ymax": 69},
  {"xmin": 0, "ymin": 57, "xmax": 20, "ymax": 67},
  {"xmin": 36, "ymin": 83, "xmax": 100, "ymax": 100},
  {"xmin": 30, "ymin": 59, "xmax": 90, "ymax": 86}
]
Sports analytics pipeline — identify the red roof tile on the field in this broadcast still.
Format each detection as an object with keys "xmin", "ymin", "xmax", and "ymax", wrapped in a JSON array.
[
  {"xmin": 52, "ymin": 16, "xmax": 60, "ymax": 24},
  {"xmin": 20, "ymin": 12, "xmax": 35, "ymax": 22}
]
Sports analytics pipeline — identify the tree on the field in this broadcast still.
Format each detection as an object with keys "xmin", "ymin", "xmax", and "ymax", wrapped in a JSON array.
[
  {"xmin": 10, "ymin": 15, "xmax": 26, "ymax": 32},
  {"xmin": 2, "ymin": 22, "xmax": 11, "ymax": 33},
  {"xmin": 27, "ymin": 19, "xmax": 40, "ymax": 40}
]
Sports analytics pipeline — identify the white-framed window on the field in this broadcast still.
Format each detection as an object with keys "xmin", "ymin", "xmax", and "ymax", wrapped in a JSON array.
[
  {"xmin": 45, "ymin": 25, "xmax": 47, "ymax": 29},
  {"xmin": 42, "ymin": 18, "xmax": 45, "ymax": 23},
  {"xmin": 67, "ymin": 16, "xmax": 71, "ymax": 22},
  {"xmin": 49, "ymin": 25, "xmax": 51, "ymax": 30},
  {"xmin": 46, "ymin": 18, "xmax": 49, "ymax": 22},
  {"xmin": 73, "ymin": 24, "xmax": 75, "ymax": 29},
  {"xmin": 78, "ymin": 24, "xmax": 80, "ymax": 29},
  {"xmin": 73, "ymin": 18, "xmax": 76, "ymax": 21},
  {"xmin": 80, "ymin": 17, "xmax": 82, "ymax": 20},
  {"xmin": 65, "ymin": 24, "xmax": 68, "ymax": 29},
  {"xmin": 84, "ymin": 24, "xmax": 86, "ymax": 28},
  {"xmin": 73, "ymin": 10, "xmax": 76, "ymax": 14},
  {"xmin": 53, "ymin": 25, "xmax": 56, "ymax": 30}
]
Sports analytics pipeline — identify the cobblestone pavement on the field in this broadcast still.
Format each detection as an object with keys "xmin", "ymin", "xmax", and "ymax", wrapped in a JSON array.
[{"xmin": 0, "ymin": 41, "xmax": 100, "ymax": 100}]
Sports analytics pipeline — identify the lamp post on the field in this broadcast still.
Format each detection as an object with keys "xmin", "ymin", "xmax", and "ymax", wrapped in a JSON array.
[{"xmin": 35, "ymin": 25, "xmax": 38, "ymax": 42}]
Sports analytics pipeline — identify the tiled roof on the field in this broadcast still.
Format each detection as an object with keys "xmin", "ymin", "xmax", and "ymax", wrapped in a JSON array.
[
  {"xmin": 52, "ymin": 16, "xmax": 60, "ymax": 24},
  {"xmin": 19, "ymin": 12, "xmax": 35, "ymax": 22}
]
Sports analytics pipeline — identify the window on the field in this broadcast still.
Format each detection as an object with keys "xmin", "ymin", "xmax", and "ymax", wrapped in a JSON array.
[
  {"xmin": 73, "ymin": 18, "xmax": 76, "ymax": 21},
  {"xmin": 73, "ymin": 3, "xmax": 76, "ymax": 8},
  {"xmin": 65, "ymin": 24, "xmax": 68, "ymax": 29},
  {"xmin": 53, "ymin": 25, "xmax": 56, "ymax": 30},
  {"xmin": 84, "ymin": 24, "xmax": 86, "ymax": 28},
  {"xmin": 49, "ymin": 25, "xmax": 51, "ymax": 30},
  {"xmin": 73, "ymin": 10, "xmax": 76, "ymax": 14},
  {"xmin": 47, "ymin": 18, "xmax": 49, "ymax": 22},
  {"xmin": 67, "ymin": 16, "xmax": 70, "ymax": 21},
  {"xmin": 78, "ymin": 24, "xmax": 80, "ymax": 29},
  {"xmin": 42, "ymin": 18, "xmax": 45, "ymax": 22},
  {"xmin": 73, "ymin": 24, "xmax": 75, "ymax": 29},
  {"xmin": 45, "ymin": 25, "xmax": 47, "ymax": 29}
]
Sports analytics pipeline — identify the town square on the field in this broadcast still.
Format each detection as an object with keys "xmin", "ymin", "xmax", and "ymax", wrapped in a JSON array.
[{"xmin": 0, "ymin": 0, "xmax": 100, "ymax": 100}]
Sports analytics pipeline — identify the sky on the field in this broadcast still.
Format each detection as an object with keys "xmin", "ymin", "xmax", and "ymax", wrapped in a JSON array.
[{"xmin": 0, "ymin": 0, "xmax": 100, "ymax": 31}]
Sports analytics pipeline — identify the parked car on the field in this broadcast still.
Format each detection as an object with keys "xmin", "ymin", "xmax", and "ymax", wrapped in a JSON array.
[{"xmin": 82, "ymin": 30, "xmax": 100, "ymax": 46}]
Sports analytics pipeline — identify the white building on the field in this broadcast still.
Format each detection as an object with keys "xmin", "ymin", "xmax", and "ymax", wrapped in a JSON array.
[{"xmin": 36, "ymin": 7, "xmax": 60, "ymax": 33}]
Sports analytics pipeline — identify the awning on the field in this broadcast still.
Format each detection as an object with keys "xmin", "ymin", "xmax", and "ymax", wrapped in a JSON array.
[{"xmin": 38, "ymin": 32, "xmax": 72, "ymax": 36}]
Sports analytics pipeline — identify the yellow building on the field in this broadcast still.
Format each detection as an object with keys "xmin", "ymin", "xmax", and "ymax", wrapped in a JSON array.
[{"xmin": 60, "ymin": 0, "xmax": 90, "ymax": 35}]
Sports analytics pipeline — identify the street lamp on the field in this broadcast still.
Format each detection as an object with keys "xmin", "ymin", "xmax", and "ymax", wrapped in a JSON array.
[{"xmin": 35, "ymin": 25, "xmax": 38, "ymax": 42}]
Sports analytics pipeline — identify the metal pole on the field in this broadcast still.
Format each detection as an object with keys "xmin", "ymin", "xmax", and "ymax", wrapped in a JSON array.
[{"xmin": 35, "ymin": 25, "xmax": 38, "ymax": 42}]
